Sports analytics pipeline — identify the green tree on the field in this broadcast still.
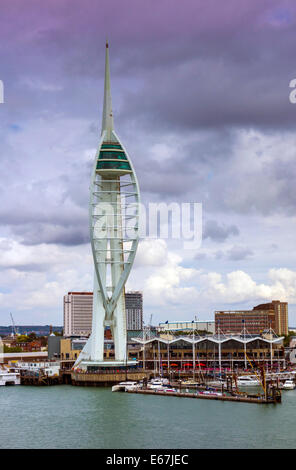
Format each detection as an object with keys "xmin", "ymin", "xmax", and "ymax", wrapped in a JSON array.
[
  {"xmin": 4, "ymin": 345, "xmax": 22, "ymax": 353},
  {"xmin": 16, "ymin": 335, "xmax": 29, "ymax": 343},
  {"xmin": 27, "ymin": 332, "xmax": 37, "ymax": 341}
]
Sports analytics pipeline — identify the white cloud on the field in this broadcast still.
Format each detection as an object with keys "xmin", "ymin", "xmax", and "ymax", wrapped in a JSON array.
[
  {"xmin": 134, "ymin": 239, "xmax": 168, "ymax": 267},
  {"xmin": 198, "ymin": 268, "xmax": 296, "ymax": 305}
]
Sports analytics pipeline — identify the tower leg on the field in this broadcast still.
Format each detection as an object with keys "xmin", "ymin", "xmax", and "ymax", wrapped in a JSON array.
[
  {"xmin": 90, "ymin": 273, "xmax": 105, "ymax": 361},
  {"xmin": 112, "ymin": 293, "xmax": 127, "ymax": 362}
]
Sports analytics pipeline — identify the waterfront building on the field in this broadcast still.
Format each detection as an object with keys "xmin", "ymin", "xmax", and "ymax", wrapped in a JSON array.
[
  {"xmin": 74, "ymin": 43, "xmax": 140, "ymax": 370},
  {"xmin": 253, "ymin": 300, "xmax": 288, "ymax": 336},
  {"xmin": 215, "ymin": 300, "xmax": 289, "ymax": 336},
  {"xmin": 132, "ymin": 333, "xmax": 285, "ymax": 371},
  {"xmin": 48, "ymin": 333, "xmax": 62, "ymax": 360},
  {"xmin": 63, "ymin": 291, "xmax": 143, "ymax": 336},
  {"xmin": 215, "ymin": 309, "xmax": 275, "ymax": 335},
  {"xmin": 158, "ymin": 320, "xmax": 215, "ymax": 334},
  {"xmin": 2, "ymin": 351, "xmax": 48, "ymax": 364},
  {"xmin": 58, "ymin": 332, "xmax": 285, "ymax": 371},
  {"xmin": 17, "ymin": 361, "xmax": 60, "ymax": 377}
]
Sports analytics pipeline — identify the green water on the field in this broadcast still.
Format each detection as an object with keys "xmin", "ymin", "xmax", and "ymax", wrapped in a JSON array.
[{"xmin": 0, "ymin": 385, "xmax": 295, "ymax": 449}]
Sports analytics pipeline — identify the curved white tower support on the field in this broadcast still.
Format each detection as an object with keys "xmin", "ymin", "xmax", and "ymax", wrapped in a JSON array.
[{"xmin": 74, "ymin": 43, "xmax": 140, "ymax": 369}]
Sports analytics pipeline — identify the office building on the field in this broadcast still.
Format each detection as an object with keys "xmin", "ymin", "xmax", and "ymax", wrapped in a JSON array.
[
  {"xmin": 125, "ymin": 291, "xmax": 143, "ymax": 330},
  {"xmin": 253, "ymin": 300, "xmax": 288, "ymax": 336},
  {"xmin": 63, "ymin": 292, "xmax": 93, "ymax": 337},
  {"xmin": 215, "ymin": 309, "xmax": 275, "ymax": 335},
  {"xmin": 63, "ymin": 291, "xmax": 143, "ymax": 336}
]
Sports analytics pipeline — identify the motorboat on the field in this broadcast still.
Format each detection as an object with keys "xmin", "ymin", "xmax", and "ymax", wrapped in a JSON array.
[
  {"xmin": 207, "ymin": 379, "xmax": 226, "ymax": 387},
  {"xmin": 282, "ymin": 380, "xmax": 296, "ymax": 390},
  {"xmin": 147, "ymin": 378, "xmax": 169, "ymax": 390},
  {"xmin": 112, "ymin": 381, "xmax": 139, "ymax": 392},
  {"xmin": 198, "ymin": 390, "xmax": 222, "ymax": 397},
  {"xmin": 236, "ymin": 376, "xmax": 260, "ymax": 387}
]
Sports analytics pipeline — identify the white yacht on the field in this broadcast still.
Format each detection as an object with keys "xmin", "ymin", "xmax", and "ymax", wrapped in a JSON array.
[
  {"xmin": 208, "ymin": 379, "xmax": 226, "ymax": 387},
  {"xmin": 0, "ymin": 368, "xmax": 20, "ymax": 386},
  {"xmin": 236, "ymin": 376, "xmax": 260, "ymax": 387},
  {"xmin": 282, "ymin": 380, "xmax": 295, "ymax": 390},
  {"xmin": 112, "ymin": 381, "xmax": 139, "ymax": 392},
  {"xmin": 147, "ymin": 378, "xmax": 169, "ymax": 390},
  {"xmin": 199, "ymin": 390, "xmax": 222, "ymax": 397}
]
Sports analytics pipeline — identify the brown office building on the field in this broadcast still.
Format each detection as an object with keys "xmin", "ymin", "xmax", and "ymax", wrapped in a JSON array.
[
  {"xmin": 215, "ymin": 309, "xmax": 275, "ymax": 335},
  {"xmin": 215, "ymin": 300, "xmax": 288, "ymax": 336},
  {"xmin": 253, "ymin": 300, "xmax": 288, "ymax": 336}
]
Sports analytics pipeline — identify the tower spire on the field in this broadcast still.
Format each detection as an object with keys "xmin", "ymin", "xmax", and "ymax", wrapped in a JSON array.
[{"xmin": 101, "ymin": 41, "xmax": 114, "ymax": 140}]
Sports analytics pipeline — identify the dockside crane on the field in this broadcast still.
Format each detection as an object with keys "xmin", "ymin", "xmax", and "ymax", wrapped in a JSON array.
[{"xmin": 10, "ymin": 313, "xmax": 19, "ymax": 337}]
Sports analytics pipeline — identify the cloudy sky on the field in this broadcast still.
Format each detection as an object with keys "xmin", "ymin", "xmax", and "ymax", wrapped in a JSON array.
[{"xmin": 1, "ymin": 0, "xmax": 296, "ymax": 327}]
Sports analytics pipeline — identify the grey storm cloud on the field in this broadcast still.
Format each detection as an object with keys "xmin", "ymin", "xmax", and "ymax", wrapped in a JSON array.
[
  {"xmin": 203, "ymin": 220, "xmax": 239, "ymax": 242},
  {"xmin": 0, "ymin": 0, "xmax": 296, "ymax": 252},
  {"xmin": 214, "ymin": 246, "xmax": 253, "ymax": 261},
  {"xmin": 227, "ymin": 246, "xmax": 253, "ymax": 261},
  {"xmin": 13, "ymin": 223, "xmax": 89, "ymax": 246}
]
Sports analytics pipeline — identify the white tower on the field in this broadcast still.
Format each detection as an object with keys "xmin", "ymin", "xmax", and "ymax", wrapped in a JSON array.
[{"xmin": 74, "ymin": 43, "xmax": 140, "ymax": 370}]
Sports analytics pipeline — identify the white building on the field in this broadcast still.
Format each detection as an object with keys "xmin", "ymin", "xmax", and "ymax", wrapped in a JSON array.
[
  {"xmin": 63, "ymin": 292, "xmax": 93, "ymax": 337},
  {"xmin": 17, "ymin": 361, "xmax": 60, "ymax": 376},
  {"xmin": 158, "ymin": 320, "xmax": 215, "ymax": 334},
  {"xmin": 64, "ymin": 291, "xmax": 143, "ymax": 336}
]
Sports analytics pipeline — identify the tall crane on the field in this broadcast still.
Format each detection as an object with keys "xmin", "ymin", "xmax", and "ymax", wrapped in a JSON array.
[{"xmin": 10, "ymin": 313, "xmax": 18, "ymax": 336}]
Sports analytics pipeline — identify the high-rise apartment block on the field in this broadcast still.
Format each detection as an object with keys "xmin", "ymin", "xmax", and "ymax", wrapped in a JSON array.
[
  {"xmin": 125, "ymin": 291, "xmax": 143, "ymax": 330},
  {"xmin": 63, "ymin": 291, "xmax": 143, "ymax": 336},
  {"xmin": 253, "ymin": 300, "xmax": 288, "ymax": 336},
  {"xmin": 215, "ymin": 300, "xmax": 288, "ymax": 336},
  {"xmin": 64, "ymin": 292, "xmax": 93, "ymax": 337}
]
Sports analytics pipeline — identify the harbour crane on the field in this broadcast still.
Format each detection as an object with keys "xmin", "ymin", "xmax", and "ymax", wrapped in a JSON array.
[{"xmin": 10, "ymin": 313, "xmax": 19, "ymax": 336}]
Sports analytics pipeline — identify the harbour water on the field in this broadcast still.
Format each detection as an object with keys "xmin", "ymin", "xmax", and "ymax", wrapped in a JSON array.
[{"xmin": 1, "ymin": 385, "xmax": 296, "ymax": 449}]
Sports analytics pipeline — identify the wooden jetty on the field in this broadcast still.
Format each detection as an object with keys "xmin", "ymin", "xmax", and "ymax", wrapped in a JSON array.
[
  {"xmin": 126, "ymin": 388, "xmax": 281, "ymax": 404},
  {"xmin": 20, "ymin": 372, "xmax": 62, "ymax": 386}
]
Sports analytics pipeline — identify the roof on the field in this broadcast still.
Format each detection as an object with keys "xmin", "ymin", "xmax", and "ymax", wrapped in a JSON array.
[
  {"xmin": 2, "ymin": 352, "xmax": 48, "ymax": 359},
  {"xmin": 131, "ymin": 334, "xmax": 284, "ymax": 346},
  {"xmin": 159, "ymin": 320, "xmax": 214, "ymax": 325}
]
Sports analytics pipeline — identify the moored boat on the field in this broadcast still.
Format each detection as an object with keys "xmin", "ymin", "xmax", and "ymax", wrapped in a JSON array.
[
  {"xmin": 282, "ymin": 380, "xmax": 295, "ymax": 390},
  {"xmin": 112, "ymin": 381, "xmax": 139, "ymax": 392},
  {"xmin": 147, "ymin": 378, "xmax": 169, "ymax": 390},
  {"xmin": 236, "ymin": 376, "xmax": 260, "ymax": 387}
]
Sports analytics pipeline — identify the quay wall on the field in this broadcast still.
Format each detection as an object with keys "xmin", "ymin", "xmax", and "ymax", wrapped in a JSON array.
[{"xmin": 71, "ymin": 371, "xmax": 150, "ymax": 387}]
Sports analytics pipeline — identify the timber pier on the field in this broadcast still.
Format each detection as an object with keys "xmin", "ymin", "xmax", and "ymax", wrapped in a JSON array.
[{"xmin": 126, "ymin": 387, "xmax": 282, "ymax": 404}]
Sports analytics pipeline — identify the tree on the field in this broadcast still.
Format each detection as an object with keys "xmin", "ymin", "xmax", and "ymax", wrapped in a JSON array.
[
  {"xmin": 283, "ymin": 331, "xmax": 296, "ymax": 347},
  {"xmin": 16, "ymin": 335, "xmax": 29, "ymax": 343},
  {"xmin": 27, "ymin": 332, "xmax": 37, "ymax": 341},
  {"xmin": 4, "ymin": 345, "xmax": 22, "ymax": 353}
]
